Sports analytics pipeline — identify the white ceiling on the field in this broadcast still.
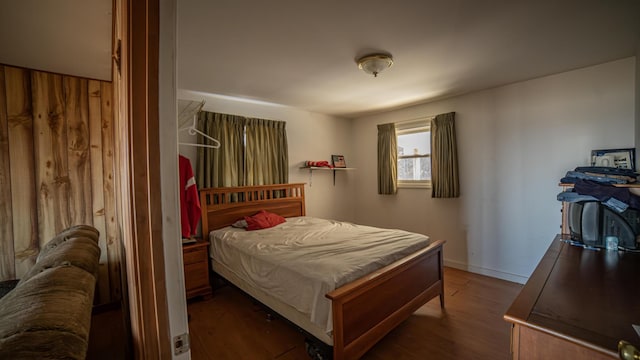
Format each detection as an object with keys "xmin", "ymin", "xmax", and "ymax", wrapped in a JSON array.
[
  {"xmin": 177, "ymin": 0, "xmax": 640, "ymax": 118},
  {"xmin": 0, "ymin": 0, "xmax": 112, "ymax": 81},
  {"xmin": 0, "ymin": 1, "xmax": 636, "ymax": 118}
]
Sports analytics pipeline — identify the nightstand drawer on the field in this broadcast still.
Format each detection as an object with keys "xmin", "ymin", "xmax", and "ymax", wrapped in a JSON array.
[
  {"xmin": 183, "ymin": 247, "xmax": 207, "ymax": 265},
  {"xmin": 182, "ymin": 239, "xmax": 213, "ymax": 299},
  {"xmin": 184, "ymin": 262, "xmax": 209, "ymax": 290}
]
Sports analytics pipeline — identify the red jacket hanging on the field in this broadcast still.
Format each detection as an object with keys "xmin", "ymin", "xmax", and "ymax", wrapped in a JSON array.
[{"xmin": 179, "ymin": 155, "xmax": 201, "ymax": 238}]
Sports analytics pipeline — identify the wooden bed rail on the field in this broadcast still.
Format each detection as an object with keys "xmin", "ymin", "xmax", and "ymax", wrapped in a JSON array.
[{"xmin": 199, "ymin": 183, "xmax": 306, "ymax": 235}]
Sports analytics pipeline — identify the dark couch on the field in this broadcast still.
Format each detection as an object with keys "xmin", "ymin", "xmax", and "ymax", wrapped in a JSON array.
[{"xmin": 0, "ymin": 225, "xmax": 101, "ymax": 359}]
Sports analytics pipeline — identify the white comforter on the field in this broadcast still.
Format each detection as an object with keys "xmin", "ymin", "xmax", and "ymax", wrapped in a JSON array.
[{"xmin": 209, "ymin": 216, "xmax": 431, "ymax": 334}]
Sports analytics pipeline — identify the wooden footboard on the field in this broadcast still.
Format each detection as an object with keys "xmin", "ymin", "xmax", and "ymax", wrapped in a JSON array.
[{"xmin": 326, "ymin": 240, "xmax": 445, "ymax": 360}]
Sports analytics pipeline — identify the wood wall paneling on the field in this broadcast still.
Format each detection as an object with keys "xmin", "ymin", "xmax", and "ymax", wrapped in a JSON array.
[
  {"xmin": 0, "ymin": 65, "xmax": 121, "ymax": 305},
  {"xmin": 88, "ymin": 79, "xmax": 110, "ymax": 305},
  {"xmin": 100, "ymin": 81, "xmax": 122, "ymax": 302},
  {"xmin": 32, "ymin": 71, "xmax": 70, "ymax": 243},
  {"xmin": 111, "ymin": 0, "xmax": 134, "ymax": 354},
  {"xmin": 65, "ymin": 77, "xmax": 92, "ymax": 227},
  {"xmin": 5, "ymin": 66, "xmax": 38, "ymax": 278},
  {"xmin": 0, "ymin": 66, "xmax": 15, "ymax": 280}
]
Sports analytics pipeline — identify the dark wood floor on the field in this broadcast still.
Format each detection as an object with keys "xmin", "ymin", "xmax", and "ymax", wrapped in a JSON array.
[
  {"xmin": 187, "ymin": 267, "xmax": 523, "ymax": 360},
  {"xmin": 87, "ymin": 304, "xmax": 128, "ymax": 360}
]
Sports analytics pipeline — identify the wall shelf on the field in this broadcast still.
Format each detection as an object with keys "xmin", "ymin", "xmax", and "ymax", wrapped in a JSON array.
[{"xmin": 300, "ymin": 167, "xmax": 354, "ymax": 186}]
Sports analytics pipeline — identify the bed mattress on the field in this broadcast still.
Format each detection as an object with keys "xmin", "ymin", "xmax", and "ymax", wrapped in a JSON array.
[{"xmin": 208, "ymin": 216, "xmax": 431, "ymax": 338}]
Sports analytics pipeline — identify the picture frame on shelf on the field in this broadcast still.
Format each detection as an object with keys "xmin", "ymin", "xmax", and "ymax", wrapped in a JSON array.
[
  {"xmin": 332, "ymin": 155, "xmax": 346, "ymax": 168},
  {"xmin": 590, "ymin": 148, "xmax": 635, "ymax": 171}
]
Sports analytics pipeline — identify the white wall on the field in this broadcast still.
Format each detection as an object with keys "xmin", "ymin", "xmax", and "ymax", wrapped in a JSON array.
[
  {"xmin": 175, "ymin": 57, "xmax": 635, "ymax": 284},
  {"xmin": 177, "ymin": 90, "xmax": 356, "ymax": 222},
  {"xmin": 352, "ymin": 57, "xmax": 636, "ymax": 283}
]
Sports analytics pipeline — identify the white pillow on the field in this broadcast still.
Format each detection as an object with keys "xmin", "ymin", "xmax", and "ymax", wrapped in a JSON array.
[{"xmin": 231, "ymin": 219, "xmax": 248, "ymax": 228}]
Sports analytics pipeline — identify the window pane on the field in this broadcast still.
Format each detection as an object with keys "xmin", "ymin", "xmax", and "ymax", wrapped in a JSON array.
[
  {"xmin": 398, "ymin": 157, "xmax": 431, "ymax": 180},
  {"xmin": 397, "ymin": 132, "xmax": 430, "ymax": 156}
]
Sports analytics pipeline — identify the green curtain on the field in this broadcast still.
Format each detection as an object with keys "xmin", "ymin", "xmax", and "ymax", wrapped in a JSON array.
[
  {"xmin": 245, "ymin": 118, "xmax": 288, "ymax": 186},
  {"xmin": 377, "ymin": 123, "xmax": 397, "ymax": 195},
  {"xmin": 196, "ymin": 111, "xmax": 245, "ymax": 188},
  {"xmin": 431, "ymin": 112, "xmax": 460, "ymax": 198}
]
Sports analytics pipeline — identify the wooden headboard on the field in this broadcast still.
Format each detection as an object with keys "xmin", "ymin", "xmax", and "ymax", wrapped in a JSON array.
[{"xmin": 199, "ymin": 183, "xmax": 306, "ymax": 237}]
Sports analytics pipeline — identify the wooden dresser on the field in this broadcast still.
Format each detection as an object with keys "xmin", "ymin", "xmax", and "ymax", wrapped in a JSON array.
[
  {"xmin": 182, "ymin": 238, "xmax": 213, "ymax": 300},
  {"xmin": 504, "ymin": 234, "xmax": 640, "ymax": 359}
]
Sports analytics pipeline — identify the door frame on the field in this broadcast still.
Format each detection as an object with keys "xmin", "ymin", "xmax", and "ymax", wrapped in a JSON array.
[{"xmin": 113, "ymin": 0, "xmax": 171, "ymax": 358}]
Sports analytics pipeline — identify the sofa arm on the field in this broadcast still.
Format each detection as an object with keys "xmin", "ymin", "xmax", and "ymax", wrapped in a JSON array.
[
  {"xmin": 0, "ymin": 266, "xmax": 97, "ymax": 359},
  {"xmin": 0, "ymin": 224, "xmax": 100, "ymax": 359}
]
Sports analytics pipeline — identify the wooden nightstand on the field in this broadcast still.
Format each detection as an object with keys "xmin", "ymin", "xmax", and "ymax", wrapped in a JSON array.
[{"xmin": 182, "ymin": 238, "xmax": 213, "ymax": 300}]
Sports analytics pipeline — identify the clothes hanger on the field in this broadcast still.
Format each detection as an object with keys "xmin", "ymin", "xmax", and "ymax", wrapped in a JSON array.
[
  {"xmin": 178, "ymin": 114, "xmax": 221, "ymax": 149},
  {"xmin": 178, "ymin": 100, "xmax": 221, "ymax": 149}
]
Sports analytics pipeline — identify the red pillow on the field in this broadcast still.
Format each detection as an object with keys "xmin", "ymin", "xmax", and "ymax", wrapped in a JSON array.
[{"xmin": 244, "ymin": 210, "xmax": 286, "ymax": 231}]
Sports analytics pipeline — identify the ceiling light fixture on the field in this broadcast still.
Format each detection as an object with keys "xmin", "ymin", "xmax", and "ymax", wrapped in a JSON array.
[{"xmin": 357, "ymin": 53, "xmax": 393, "ymax": 77}]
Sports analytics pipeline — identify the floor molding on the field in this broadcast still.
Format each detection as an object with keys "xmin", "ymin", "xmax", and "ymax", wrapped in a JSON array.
[{"xmin": 444, "ymin": 259, "xmax": 528, "ymax": 284}]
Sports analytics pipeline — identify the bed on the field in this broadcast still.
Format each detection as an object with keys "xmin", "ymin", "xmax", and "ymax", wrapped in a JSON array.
[{"xmin": 200, "ymin": 183, "xmax": 445, "ymax": 360}]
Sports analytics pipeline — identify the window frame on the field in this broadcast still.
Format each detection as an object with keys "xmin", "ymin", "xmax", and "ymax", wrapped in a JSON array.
[{"xmin": 396, "ymin": 118, "xmax": 433, "ymax": 189}]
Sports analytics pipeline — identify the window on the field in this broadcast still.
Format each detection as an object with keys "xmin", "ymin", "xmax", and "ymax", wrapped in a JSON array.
[{"xmin": 397, "ymin": 118, "xmax": 431, "ymax": 188}]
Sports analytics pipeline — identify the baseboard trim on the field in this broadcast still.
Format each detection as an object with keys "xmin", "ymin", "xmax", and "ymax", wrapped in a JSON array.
[{"xmin": 444, "ymin": 259, "xmax": 528, "ymax": 284}]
